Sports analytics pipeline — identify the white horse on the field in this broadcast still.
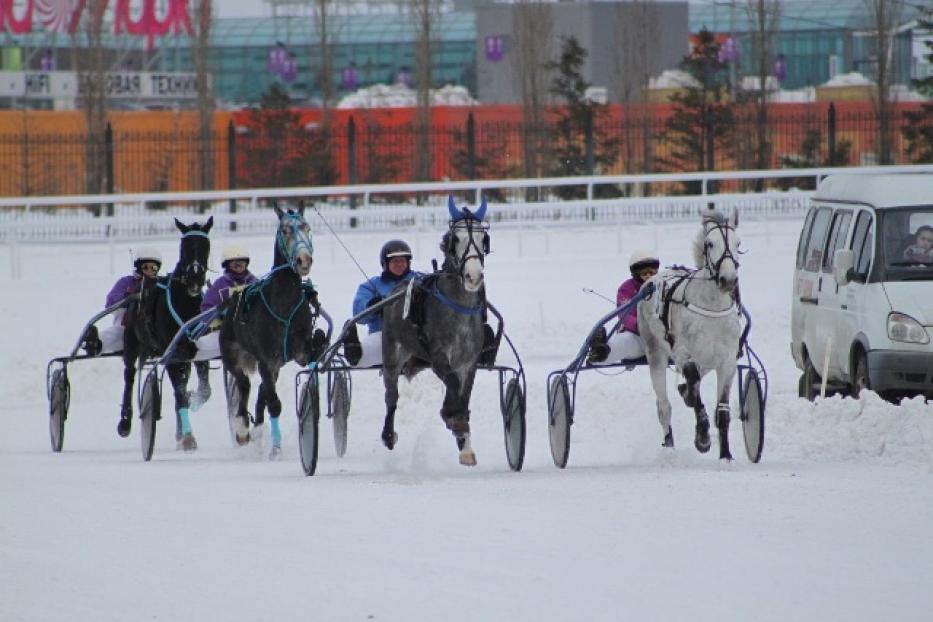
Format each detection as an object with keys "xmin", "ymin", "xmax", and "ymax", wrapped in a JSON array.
[{"xmin": 638, "ymin": 208, "xmax": 742, "ymax": 460}]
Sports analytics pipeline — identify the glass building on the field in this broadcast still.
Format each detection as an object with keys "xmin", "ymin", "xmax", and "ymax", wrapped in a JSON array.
[{"xmin": 688, "ymin": 0, "xmax": 925, "ymax": 90}]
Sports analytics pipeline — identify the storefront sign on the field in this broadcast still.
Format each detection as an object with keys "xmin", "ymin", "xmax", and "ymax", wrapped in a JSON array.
[{"xmin": 0, "ymin": 70, "xmax": 203, "ymax": 99}]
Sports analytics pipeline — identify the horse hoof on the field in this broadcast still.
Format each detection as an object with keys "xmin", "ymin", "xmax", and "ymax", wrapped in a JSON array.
[
  {"xmin": 269, "ymin": 445, "xmax": 282, "ymax": 460},
  {"xmin": 381, "ymin": 431, "xmax": 398, "ymax": 450},
  {"xmin": 178, "ymin": 434, "xmax": 198, "ymax": 452},
  {"xmin": 695, "ymin": 435, "xmax": 711, "ymax": 453},
  {"xmin": 117, "ymin": 417, "xmax": 131, "ymax": 438},
  {"xmin": 459, "ymin": 450, "xmax": 477, "ymax": 466},
  {"xmin": 662, "ymin": 429, "xmax": 674, "ymax": 448}
]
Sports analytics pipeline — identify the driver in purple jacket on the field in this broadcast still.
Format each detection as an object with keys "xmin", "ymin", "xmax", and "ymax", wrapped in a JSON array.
[
  {"xmin": 83, "ymin": 248, "xmax": 162, "ymax": 355},
  {"xmin": 193, "ymin": 244, "xmax": 258, "ymax": 360},
  {"xmin": 588, "ymin": 249, "xmax": 660, "ymax": 364}
]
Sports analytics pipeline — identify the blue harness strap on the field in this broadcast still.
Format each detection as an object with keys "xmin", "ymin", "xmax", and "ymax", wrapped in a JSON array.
[{"xmin": 428, "ymin": 279, "xmax": 486, "ymax": 316}]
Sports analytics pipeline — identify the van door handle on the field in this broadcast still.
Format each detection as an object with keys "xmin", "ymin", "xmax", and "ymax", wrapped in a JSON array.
[
  {"xmin": 841, "ymin": 304, "xmax": 848, "ymax": 310},
  {"xmin": 799, "ymin": 297, "xmax": 818, "ymax": 305}
]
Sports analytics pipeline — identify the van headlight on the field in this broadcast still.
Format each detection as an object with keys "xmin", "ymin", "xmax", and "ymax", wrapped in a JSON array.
[{"xmin": 887, "ymin": 312, "xmax": 930, "ymax": 344}]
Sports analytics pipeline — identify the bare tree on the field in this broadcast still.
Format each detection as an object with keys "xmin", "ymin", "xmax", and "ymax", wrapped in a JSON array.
[
  {"xmin": 402, "ymin": 0, "xmax": 442, "ymax": 183},
  {"xmin": 75, "ymin": 0, "xmax": 110, "ymax": 200},
  {"xmin": 193, "ymin": 0, "xmax": 215, "ymax": 193},
  {"xmin": 512, "ymin": 0, "xmax": 554, "ymax": 187},
  {"xmin": 744, "ymin": 0, "xmax": 781, "ymax": 178},
  {"xmin": 612, "ymin": 0, "xmax": 659, "ymax": 176},
  {"xmin": 311, "ymin": 0, "xmax": 339, "ymax": 127},
  {"xmin": 864, "ymin": 0, "xmax": 904, "ymax": 164}
]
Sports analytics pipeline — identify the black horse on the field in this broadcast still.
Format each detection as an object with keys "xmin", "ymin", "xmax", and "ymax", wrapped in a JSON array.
[
  {"xmin": 121, "ymin": 217, "xmax": 213, "ymax": 451},
  {"xmin": 221, "ymin": 205, "xmax": 324, "ymax": 458},
  {"xmin": 380, "ymin": 197, "xmax": 490, "ymax": 466}
]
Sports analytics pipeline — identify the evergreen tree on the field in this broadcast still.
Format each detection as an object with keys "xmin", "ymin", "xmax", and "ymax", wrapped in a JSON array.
[
  {"xmin": 657, "ymin": 28, "xmax": 735, "ymax": 194},
  {"xmin": 240, "ymin": 84, "xmax": 336, "ymax": 188},
  {"xmin": 545, "ymin": 36, "xmax": 619, "ymax": 199},
  {"xmin": 902, "ymin": 18, "xmax": 932, "ymax": 164}
]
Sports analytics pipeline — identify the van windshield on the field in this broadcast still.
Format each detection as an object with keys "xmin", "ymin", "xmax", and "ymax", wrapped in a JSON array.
[{"xmin": 881, "ymin": 207, "xmax": 933, "ymax": 281}]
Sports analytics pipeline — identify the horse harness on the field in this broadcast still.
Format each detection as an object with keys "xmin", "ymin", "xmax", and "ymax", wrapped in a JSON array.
[
  {"xmin": 230, "ymin": 266, "xmax": 321, "ymax": 361},
  {"xmin": 650, "ymin": 267, "xmax": 740, "ymax": 349}
]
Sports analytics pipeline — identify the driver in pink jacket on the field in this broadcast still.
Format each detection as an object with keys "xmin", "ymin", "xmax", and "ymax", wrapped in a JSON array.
[{"xmin": 588, "ymin": 249, "xmax": 660, "ymax": 364}]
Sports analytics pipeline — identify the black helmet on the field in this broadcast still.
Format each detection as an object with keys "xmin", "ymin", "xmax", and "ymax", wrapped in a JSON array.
[{"xmin": 379, "ymin": 239, "xmax": 412, "ymax": 269}]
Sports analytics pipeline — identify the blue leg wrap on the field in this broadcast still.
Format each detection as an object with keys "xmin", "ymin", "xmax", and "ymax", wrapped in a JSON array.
[
  {"xmin": 178, "ymin": 407, "xmax": 192, "ymax": 435},
  {"xmin": 270, "ymin": 417, "xmax": 282, "ymax": 448}
]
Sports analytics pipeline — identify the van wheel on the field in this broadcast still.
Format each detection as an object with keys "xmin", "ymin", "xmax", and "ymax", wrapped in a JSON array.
[
  {"xmin": 799, "ymin": 360, "xmax": 820, "ymax": 401},
  {"xmin": 853, "ymin": 353, "xmax": 871, "ymax": 398}
]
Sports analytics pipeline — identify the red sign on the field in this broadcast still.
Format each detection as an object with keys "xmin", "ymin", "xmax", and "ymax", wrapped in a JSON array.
[{"xmin": 1, "ymin": 0, "xmax": 192, "ymax": 49}]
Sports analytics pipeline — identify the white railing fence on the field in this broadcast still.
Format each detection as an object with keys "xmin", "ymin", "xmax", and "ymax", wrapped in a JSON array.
[{"xmin": 2, "ymin": 164, "xmax": 932, "ymax": 279}]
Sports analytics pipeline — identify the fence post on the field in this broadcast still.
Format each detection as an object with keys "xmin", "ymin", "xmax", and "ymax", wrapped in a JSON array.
[
  {"xmin": 827, "ymin": 102, "xmax": 837, "ymax": 167},
  {"xmin": 585, "ymin": 107, "xmax": 595, "ymax": 176},
  {"xmin": 105, "ymin": 122, "xmax": 114, "ymax": 216},
  {"xmin": 227, "ymin": 121, "xmax": 237, "ymax": 232},
  {"xmin": 348, "ymin": 115, "xmax": 358, "ymax": 226},
  {"xmin": 466, "ymin": 112, "xmax": 476, "ymax": 180}
]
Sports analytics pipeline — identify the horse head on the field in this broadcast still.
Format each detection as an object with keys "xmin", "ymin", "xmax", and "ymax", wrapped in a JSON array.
[
  {"xmin": 174, "ymin": 217, "xmax": 213, "ymax": 296},
  {"xmin": 273, "ymin": 204, "xmax": 314, "ymax": 277},
  {"xmin": 695, "ymin": 208, "xmax": 740, "ymax": 293},
  {"xmin": 443, "ymin": 195, "xmax": 490, "ymax": 293}
]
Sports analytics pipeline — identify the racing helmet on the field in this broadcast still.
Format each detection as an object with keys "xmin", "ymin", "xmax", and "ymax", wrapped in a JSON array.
[
  {"xmin": 379, "ymin": 239, "xmax": 413, "ymax": 270},
  {"xmin": 221, "ymin": 244, "xmax": 250, "ymax": 269},
  {"xmin": 133, "ymin": 247, "xmax": 162, "ymax": 273},
  {"xmin": 629, "ymin": 248, "xmax": 660, "ymax": 278}
]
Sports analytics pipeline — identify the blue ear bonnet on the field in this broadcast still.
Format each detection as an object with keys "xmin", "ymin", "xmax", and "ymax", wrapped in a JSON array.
[{"xmin": 447, "ymin": 195, "xmax": 487, "ymax": 222}]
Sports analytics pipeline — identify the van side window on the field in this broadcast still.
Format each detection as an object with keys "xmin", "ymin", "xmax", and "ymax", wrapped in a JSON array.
[
  {"xmin": 822, "ymin": 210, "xmax": 852, "ymax": 272},
  {"xmin": 851, "ymin": 211, "xmax": 874, "ymax": 276},
  {"xmin": 796, "ymin": 208, "xmax": 817, "ymax": 269},
  {"xmin": 802, "ymin": 207, "xmax": 832, "ymax": 272}
]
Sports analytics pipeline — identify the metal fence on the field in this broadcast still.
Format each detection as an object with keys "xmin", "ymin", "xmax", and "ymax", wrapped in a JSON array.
[{"xmin": 0, "ymin": 105, "xmax": 927, "ymax": 198}]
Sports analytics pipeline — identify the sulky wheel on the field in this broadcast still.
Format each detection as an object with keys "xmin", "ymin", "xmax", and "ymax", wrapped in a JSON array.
[
  {"xmin": 298, "ymin": 374, "xmax": 321, "ymax": 476},
  {"xmin": 139, "ymin": 368, "xmax": 161, "ymax": 462},
  {"xmin": 49, "ymin": 367, "xmax": 70, "ymax": 453},
  {"xmin": 741, "ymin": 372, "xmax": 766, "ymax": 463},
  {"xmin": 330, "ymin": 370, "xmax": 351, "ymax": 458},
  {"xmin": 501, "ymin": 377, "xmax": 526, "ymax": 472},
  {"xmin": 548, "ymin": 374, "xmax": 573, "ymax": 469}
]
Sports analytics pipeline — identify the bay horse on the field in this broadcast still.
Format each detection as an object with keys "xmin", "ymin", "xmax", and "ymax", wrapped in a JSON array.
[
  {"xmin": 220, "ymin": 204, "xmax": 324, "ymax": 458},
  {"xmin": 121, "ymin": 217, "xmax": 213, "ymax": 450},
  {"xmin": 638, "ymin": 208, "xmax": 742, "ymax": 460},
  {"xmin": 380, "ymin": 196, "xmax": 490, "ymax": 466}
]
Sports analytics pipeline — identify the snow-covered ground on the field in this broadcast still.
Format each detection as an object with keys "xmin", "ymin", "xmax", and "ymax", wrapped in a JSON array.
[{"xmin": 2, "ymin": 216, "xmax": 932, "ymax": 622}]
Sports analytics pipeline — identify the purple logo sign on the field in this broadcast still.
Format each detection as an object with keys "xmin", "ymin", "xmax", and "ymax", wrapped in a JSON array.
[
  {"xmin": 341, "ymin": 65, "xmax": 358, "ymax": 91},
  {"xmin": 268, "ymin": 44, "xmax": 297, "ymax": 83},
  {"xmin": 718, "ymin": 36, "xmax": 740, "ymax": 64},
  {"xmin": 773, "ymin": 54, "xmax": 787, "ymax": 83},
  {"xmin": 485, "ymin": 36, "xmax": 504, "ymax": 62}
]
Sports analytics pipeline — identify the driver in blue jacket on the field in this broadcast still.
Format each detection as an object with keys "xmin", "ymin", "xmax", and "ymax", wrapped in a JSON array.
[{"xmin": 343, "ymin": 240, "xmax": 419, "ymax": 367}]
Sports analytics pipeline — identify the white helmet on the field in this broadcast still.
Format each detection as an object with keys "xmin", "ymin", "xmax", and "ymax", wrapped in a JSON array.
[
  {"xmin": 133, "ymin": 247, "xmax": 162, "ymax": 272},
  {"xmin": 628, "ymin": 248, "xmax": 660, "ymax": 278},
  {"xmin": 221, "ymin": 244, "xmax": 250, "ymax": 268}
]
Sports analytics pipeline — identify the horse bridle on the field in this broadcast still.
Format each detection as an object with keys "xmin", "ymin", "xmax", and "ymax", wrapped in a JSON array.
[
  {"xmin": 702, "ymin": 220, "xmax": 740, "ymax": 281},
  {"xmin": 276, "ymin": 211, "xmax": 314, "ymax": 272},
  {"xmin": 175, "ymin": 229, "xmax": 210, "ymax": 293},
  {"xmin": 446, "ymin": 218, "xmax": 490, "ymax": 278}
]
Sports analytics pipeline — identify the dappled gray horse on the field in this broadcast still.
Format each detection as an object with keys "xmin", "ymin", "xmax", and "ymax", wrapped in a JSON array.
[
  {"xmin": 380, "ymin": 196, "xmax": 490, "ymax": 466},
  {"xmin": 638, "ymin": 208, "xmax": 742, "ymax": 460}
]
